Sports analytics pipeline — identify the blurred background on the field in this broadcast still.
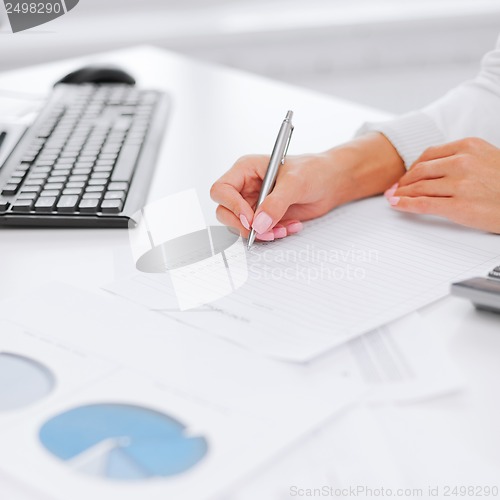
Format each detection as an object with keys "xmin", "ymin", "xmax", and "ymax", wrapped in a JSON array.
[{"xmin": 1, "ymin": 0, "xmax": 500, "ymax": 113}]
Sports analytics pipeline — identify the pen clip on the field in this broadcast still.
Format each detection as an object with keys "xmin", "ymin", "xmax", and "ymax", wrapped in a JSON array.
[{"xmin": 281, "ymin": 125, "xmax": 294, "ymax": 164}]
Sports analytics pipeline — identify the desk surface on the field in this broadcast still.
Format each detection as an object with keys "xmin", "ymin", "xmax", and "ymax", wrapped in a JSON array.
[
  {"xmin": 0, "ymin": 46, "xmax": 499, "ymax": 498},
  {"xmin": 0, "ymin": 45, "xmax": 387, "ymax": 301}
]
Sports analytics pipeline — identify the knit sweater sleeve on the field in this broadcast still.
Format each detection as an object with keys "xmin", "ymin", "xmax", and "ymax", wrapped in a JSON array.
[{"xmin": 356, "ymin": 34, "xmax": 500, "ymax": 169}]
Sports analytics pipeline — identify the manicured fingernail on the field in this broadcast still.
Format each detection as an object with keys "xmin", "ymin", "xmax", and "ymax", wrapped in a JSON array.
[
  {"xmin": 389, "ymin": 196, "xmax": 400, "ymax": 206},
  {"xmin": 257, "ymin": 231, "xmax": 274, "ymax": 241},
  {"xmin": 239, "ymin": 214, "xmax": 250, "ymax": 230},
  {"xmin": 252, "ymin": 211, "xmax": 273, "ymax": 234},
  {"xmin": 273, "ymin": 225, "xmax": 287, "ymax": 239},
  {"xmin": 384, "ymin": 183, "xmax": 398, "ymax": 198},
  {"xmin": 286, "ymin": 221, "xmax": 303, "ymax": 234}
]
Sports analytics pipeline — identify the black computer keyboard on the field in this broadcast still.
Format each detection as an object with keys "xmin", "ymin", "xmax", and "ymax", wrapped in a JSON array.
[{"xmin": 0, "ymin": 84, "xmax": 170, "ymax": 227}]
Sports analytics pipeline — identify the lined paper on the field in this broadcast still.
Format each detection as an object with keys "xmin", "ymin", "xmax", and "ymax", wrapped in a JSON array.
[{"xmin": 106, "ymin": 196, "xmax": 500, "ymax": 362}]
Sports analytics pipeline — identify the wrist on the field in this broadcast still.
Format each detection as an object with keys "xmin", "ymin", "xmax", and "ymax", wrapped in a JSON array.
[{"xmin": 323, "ymin": 132, "xmax": 406, "ymax": 206}]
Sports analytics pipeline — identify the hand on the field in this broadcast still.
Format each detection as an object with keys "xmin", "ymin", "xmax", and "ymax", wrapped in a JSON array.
[
  {"xmin": 385, "ymin": 138, "xmax": 500, "ymax": 234},
  {"xmin": 211, "ymin": 133, "xmax": 405, "ymax": 241},
  {"xmin": 210, "ymin": 153, "xmax": 340, "ymax": 241}
]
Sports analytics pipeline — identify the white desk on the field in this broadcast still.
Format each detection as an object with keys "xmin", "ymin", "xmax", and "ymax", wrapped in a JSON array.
[{"xmin": 0, "ymin": 46, "xmax": 499, "ymax": 499}]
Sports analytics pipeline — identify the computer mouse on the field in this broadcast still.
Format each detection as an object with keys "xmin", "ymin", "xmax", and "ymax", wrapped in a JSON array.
[{"xmin": 55, "ymin": 65, "xmax": 136, "ymax": 86}]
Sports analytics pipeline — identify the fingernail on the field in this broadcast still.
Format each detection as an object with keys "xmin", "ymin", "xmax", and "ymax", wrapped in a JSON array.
[
  {"xmin": 252, "ymin": 211, "xmax": 273, "ymax": 234},
  {"xmin": 257, "ymin": 231, "xmax": 274, "ymax": 242},
  {"xmin": 273, "ymin": 225, "xmax": 287, "ymax": 239},
  {"xmin": 286, "ymin": 221, "xmax": 303, "ymax": 234},
  {"xmin": 389, "ymin": 196, "xmax": 400, "ymax": 206},
  {"xmin": 239, "ymin": 214, "xmax": 250, "ymax": 230},
  {"xmin": 384, "ymin": 183, "xmax": 398, "ymax": 198}
]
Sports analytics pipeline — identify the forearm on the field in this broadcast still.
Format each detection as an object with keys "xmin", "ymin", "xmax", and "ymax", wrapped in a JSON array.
[{"xmin": 322, "ymin": 132, "xmax": 406, "ymax": 206}]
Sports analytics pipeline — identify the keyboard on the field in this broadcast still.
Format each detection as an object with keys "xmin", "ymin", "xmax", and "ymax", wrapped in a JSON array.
[{"xmin": 0, "ymin": 84, "xmax": 170, "ymax": 227}]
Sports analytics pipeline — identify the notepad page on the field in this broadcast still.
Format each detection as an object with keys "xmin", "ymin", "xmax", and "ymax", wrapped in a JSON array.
[{"xmin": 106, "ymin": 196, "xmax": 500, "ymax": 362}]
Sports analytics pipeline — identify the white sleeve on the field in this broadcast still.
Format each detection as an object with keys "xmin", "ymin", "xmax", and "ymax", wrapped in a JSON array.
[{"xmin": 357, "ymin": 35, "xmax": 500, "ymax": 168}]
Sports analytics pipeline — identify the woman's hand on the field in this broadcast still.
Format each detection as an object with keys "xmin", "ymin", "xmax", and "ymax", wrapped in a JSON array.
[
  {"xmin": 210, "ymin": 153, "xmax": 339, "ymax": 241},
  {"xmin": 386, "ymin": 138, "xmax": 500, "ymax": 234},
  {"xmin": 211, "ymin": 133, "xmax": 405, "ymax": 241}
]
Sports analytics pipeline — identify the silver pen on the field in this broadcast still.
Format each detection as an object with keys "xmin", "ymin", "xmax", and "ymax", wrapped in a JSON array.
[{"xmin": 247, "ymin": 110, "xmax": 294, "ymax": 250}]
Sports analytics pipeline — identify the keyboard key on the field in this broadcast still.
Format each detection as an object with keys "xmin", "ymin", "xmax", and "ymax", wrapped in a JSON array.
[
  {"xmin": 72, "ymin": 168, "xmax": 92, "ymax": 176},
  {"xmin": 35, "ymin": 197, "xmax": 57, "ymax": 212},
  {"xmin": 17, "ymin": 192, "xmax": 38, "ymax": 200},
  {"xmin": 45, "ymin": 182, "xmax": 64, "ymax": 190},
  {"xmin": 97, "ymin": 150, "xmax": 117, "ymax": 158},
  {"xmin": 40, "ymin": 190, "xmax": 60, "ymax": 197},
  {"xmin": 101, "ymin": 199, "xmax": 123, "ymax": 213},
  {"xmin": 85, "ymin": 185, "xmax": 105, "ymax": 193},
  {"xmin": 0, "ymin": 198, "xmax": 9, "ymax": 211},
  {"xmin": 2, "ymin": 184, "xmax": 21, "ymax": 195},
  {"xmin": 32, "ymin": 166, "xmax": 51, "ymax": 173},
  {"xmin": 28, "ymin": 171, "xmax": 49, "ymax": 180},
  {"xmin": 10, "ymin": 170, "xmax": 27, "ymax": 179},
  {"xmin": 111, "ymin": 144, "xmax": 141, "ymax": 182},
  {"xmin": 112, "ymin": 116, "xmax": 132, "ymax": 131},
  {"xmin": 37, "ymin": 153, "xmax": 58, "ymax": 162},
  {"xmin": 91, "ymin": 171, "xmax": 111, "ymax": 180},
  {"xmin": 79, "ymin": 151, "xmax": 99, "ymax": 159},
  {"xmin": 101, "ymin": 145, "xmax": 122, "ymax": 154},
  {"xmin": 88, "ymin": 179, "xmax": 107, "ymax": 186},
  {"xmin": 2, "ymin": 184, "xmax": 20, "ymax": 196},
  {"xmin": 20, "ymin": 185, "xmax": 42, "ymax": 194},
  {"xmin": 63, "ymin": 188, "xmax": 83, "ymax": 196},
  {"xmin": 57, "ymin": 195, "xmax": 79, "ymax": 212},
  {"xmin": 78, "ymin": 199, "xmax": 100, "ymax": 212},
  {"xmin": 83, "ymin": 192, "xmax": 102, "ymax": 199},
  {"xmin": 104, "ymin": 190, "xmax": 126, "ymax": 200},
  {"xmin": 25, "ymin": 178, "xmax": 46, "ymax": 186},
  {"xmin": 47, "ymin": 176, "xmax": 68, "ymax": 184},
  {"xmin": 69, "ymin": 175, "xmax": 88, "ymax": 182},
  {"xmin": 51, "ymin": 169, "xmax": 71, "ymax": 176},
  {"xmin": 21, "ymin": 153, "xmax": 37, "ymax": 163},
  {"xmin": 107, "ymin": 182, "xmax": 128, "ymax": 191},
  {"xmin": 74, "ymin": 162, "xmax": 94, "ymax": 170},
  {"xmin": 93, "ymin": 165, "xmax": 113, "ymax": 173},
  {"xmin": 66, "ymin": 181, "xmax": 85, "ymax": 189},
  {"xmin": 95, "ymin": 159, "xmax": 115, "ymax": 167},
  {"xmin": 55, "ymin": 158, "xmax": 76, "ymax": 166},
  {"xmin": 12, "ymin": 199, "xmax": 33, "ymax": 212},
  {"xmin": 36, "ymin": 160, "xmax": 57, "ymax": 167}
]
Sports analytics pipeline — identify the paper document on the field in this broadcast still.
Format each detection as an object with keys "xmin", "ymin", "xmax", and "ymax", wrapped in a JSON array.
[
  {"xmin": 0, "ymin": 283, "xmax": 359, "ymax": 500},
  {"xmin": 227, "ymin": 406, "xmax": 405, "ymax": 500},
  {"xmin": 106, "ymin": 196, "xmax": 500, "ymax": 362},
  {"xmin": 314, "ymin": 312, "xmax": 462, "ymax": 403}
]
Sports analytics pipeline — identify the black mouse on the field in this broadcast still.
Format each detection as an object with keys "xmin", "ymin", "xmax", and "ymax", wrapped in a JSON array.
[{"xmin": 55, "ymin": 65, "xmax": 136, "ymax": 86}]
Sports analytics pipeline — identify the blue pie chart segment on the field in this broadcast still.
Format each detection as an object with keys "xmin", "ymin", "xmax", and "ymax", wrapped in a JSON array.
[
  {"xmin": 0, "ymin": 353, "xmax": 54, "ymax": 411},
  {"xmin": 39, "ymin": 404, "xmax": 208, "ymax": 480}
]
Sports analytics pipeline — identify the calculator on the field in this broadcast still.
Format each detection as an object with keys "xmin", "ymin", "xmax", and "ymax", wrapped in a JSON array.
[{"xmin": 451, "ymin": 266, "xmax": 500, "ymax": 313}]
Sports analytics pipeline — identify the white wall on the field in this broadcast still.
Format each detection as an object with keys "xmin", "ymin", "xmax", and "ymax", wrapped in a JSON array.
[{"xmin": 0, "ymin": 0, "xmax": 499, "ymax": 113}]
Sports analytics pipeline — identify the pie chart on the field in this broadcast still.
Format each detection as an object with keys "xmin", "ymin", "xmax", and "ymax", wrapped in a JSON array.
[
  {"xmin": 39, "ymin": 404, "xmax": 208, "ymax": 480},
  {"xmin": 0, "ymin": 353, "xmax": 54, "ymax": 411}
]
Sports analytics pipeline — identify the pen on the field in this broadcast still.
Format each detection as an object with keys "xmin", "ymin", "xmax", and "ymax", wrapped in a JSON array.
[{"xmin": 247, "ymin": 110, "xmax": 294, "ymax": 250}]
